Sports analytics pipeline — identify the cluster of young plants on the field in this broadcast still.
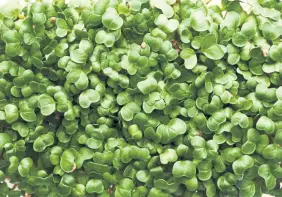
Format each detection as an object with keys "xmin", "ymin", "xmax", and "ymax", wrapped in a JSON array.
[{"xmin": 1, "ymin": 0, "xmax": 282, "ymax": 196}]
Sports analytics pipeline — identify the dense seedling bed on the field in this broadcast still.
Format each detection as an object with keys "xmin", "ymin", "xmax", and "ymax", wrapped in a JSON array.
[{"xmin": 1, "ymin": 0, "xmax": 282, "ymax": 196}]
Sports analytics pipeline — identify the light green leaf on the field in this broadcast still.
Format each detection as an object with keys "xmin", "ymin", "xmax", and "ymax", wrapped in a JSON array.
[
  {"xmin": 33, "ymin": 13, "xmax": 46, "ymax": 25},
  {"xmin": 60, "ymin": 149, "xmax": 77, "ymax": 173},
  {"xmin": 258, "ymin": 164, "xmax": 276, "ymax": 190},
  {"xmin": 38, "ymin": 94, "xmax": 56, "ymax": 116},
  {"xmin": 232, "ymin": 32, "xmax": 248, "ymax": 47},
  {"xmin": 256, "ymin": 116, "xmax": 275, "ymax": 134},
  {"xmin": 180, "ymin": 48, "xmax": 197, "ymax": 69},
  {"xmin": 201, "ymin": 34, "xmax": 225, "ymax": 60},
  {"xmin": 137, "ymin": 77, "xmax": 157, "ymax": 95},
  {"xmin": 18, "ymin": 158, "xmax": 33, "ymax": 177},
  {"xmin": 160, "ymin": 149, "xmax": 178, "ymax": 164},
  {"xmin": 102, "ymin": 8, "xmax": 123, "ymax": 30},
  {"xmin": 70, "ymin": 49, "xmax": 88, "ymax": 64},
  {"xmin": 157, "ymin": 118, "xmax": 187, "ymax": 144},
  {"xmin": 0, "ymin": 133, "xmax": 12, "ymax": 151},
  {"xmin": 190, "ymin": 9, "xmax": 209, "ymax": 32},
  {"xmin": 150, "ymin": 0, "xmax": 174, "ymax": 18},
  {"xmin": 120, "ymin": 102, "xmax": 141, "ymax": 121},
  {"xmin": 86, "ymin": 138, "xmax": 102, "ymax": 150},
  {"xmin": 79, "ymin": 89, "xmax": 100, "ymax": 108},
  {"xmin": 155, "ymin": 14, "xmax": 179, "ymax": 33},
  {"xmin": 95, "ymin": 30, "xmax": 115, "ymax": 47},
  {"xmin": 172, "ymin": 161, "xmax": 196, "ymax": 178},
  {"xmin": 86, "ymin": 179, "xmax": 104, "ymax": 194},
  {"xmin": 12, "ymin": 122, "xmax": 29, "ymax": 137},
  {"xmin": 220, "ymin": 11, "xmax": 240, "ymax": 30},
  {"xmin": 33, "ymin": 132, "xmax": 54, "ymax": 152},
  {"xmin": 232, "ymin": 155, "xmax": 254, "ymax": 175},
  {"xmin": 56, "ymin": 18, "xmax": 68, "ymax": 37},
  {"xmin": 4, "ymin": 104, "xmax": 19, "ymax": 124},
  {"xmin": 239, "ymin": 180, "xmax": 256, "ymax": 197},
  {"xmin": 276, "ymin": 87, "xmax": 282, "ymax": 100}
]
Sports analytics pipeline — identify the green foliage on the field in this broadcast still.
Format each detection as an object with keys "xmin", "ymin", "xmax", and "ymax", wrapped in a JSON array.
[{"xmin": 0, "ymin": 0, "xmax": 282, "ymax": 196}]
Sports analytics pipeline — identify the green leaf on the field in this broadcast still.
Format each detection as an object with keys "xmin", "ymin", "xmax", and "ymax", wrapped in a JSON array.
[
  {"xmin": 33, "ymin": 133, "xmax": 54, "ymax": 152},
  {"xmin": 128, "ymin": 124, "xmax": 142, "ymax": 140},
  {"xmin": 256, "ymin": 116, "xmax": 275, "ymax": 134},
  {"xmin": 2, "ymin": 30, "xmax": 21, "ymax": 43},
  {"xmin": 172, "ymin": 161, "xmax": 196, "ymax": 178},
  {"xmin": 204, "ymin": 179, "xmax": 217, "ymax": 197},
  {"xmin": 4, "ymin": 104, "xmax": 19, "ymax": 124},
  {"xmin": 70, "ymin": 49, "xmax": 88, "ymax": 64},
  {"xmin": 30, "ymin": 2, "xmax": 45, "ymax": 13},
  {"xmin": 67, "ymin": 69, "xmax": 89, "ymax": 90},
  {"xmin": 180, "ymin": 48, "xmax": 197, "ymax": 69},
  {"xmin": 18, "ymin": 158, "xmax": 33, "ymax": 177},
  {"xmin": 232, "ymin": 32, "xmax": 248, "ymax": 47},
  {"xmin": 150, "ymin": 0, "xmax": 174, "ymax": 18},
  {"xmin": 258, "ymin": 164, "xmax": 276, "ymax": 190},
  {"xmin": 268, "ymin": 44, "xmax": 282, "ymax": 62},
  {"xmin": 137, "ymin": 77, "xmax": 157, "ymax": 95},
  {"xmin": 86, "ymin": 138, "xmax": 102, "ymax": 149},
  {"xmin": 262, "ymin": 144, "xmax": 278, "ymax": 160},
  {"xmin": 191, "ymin": 136, "xmax": 206, "ymax": 148},
  {"xmin": 167, "ymin": 118, "xmax": 187, "ymax": 134},
  {"xmin": 79, "ymin": 39, "xmax": 94, "ymax": 55},
  {"xmin": 38, "ymin": 94, "xmax": 56, "ymax": 116},
  {"xmin": 157, "ymin": 118, "xmax": 187, "ymax": 144},
  {"xmin": 19, "ymin": 101, "xmax": 36, "ymax": 122},
  {"xmin": 242, "ymin": 141, "xmax": 256, "ymax": 155},
  {"xmin": 239, "ymin": 180, "xmax": 256, "ymax": 197},
  {"xmin": 12, "ymin": 122, "xmax": 29, "ymax": 137},
  {"xmin": 232, "ymin": 155, "xmax": 254, "ymax": 175},
  {"xmin": 201, "ymin": 33, "xmax": 216, "ymax": 51},
  {"xmin": 129, "ymin": 146, "xmax": 150, "ymax": 160},
  {"xmin": 220, "ymin": 11, "xmax": 240, "ymax": 30},
  {"xmin": 120, "ymin": 102, "xmax": 141, "ymax": 121},
  {"xmin": 136, "ymin": 170, "xmax": 150, "ymax": 183},
  {"xmin": 262, "ymin": 62, "xmax": 280, "ymax": 74},
  {"xmin": 275, "ymin": 129, "xmax": 282, "ymax": 144},
  {"xmin": 95, "ymin": 30, "xmax": 115, "ymax": 47},
  {"xmin": 102, "ymin": 8, "xmax": 123, "ymax": 30},
  {"xmin": 201, "ymin": 34, "xmax": 225, "ymax": 60},
  {"xmin": 79, "ymin": 89, "xmax": 100, "ymax": 108},
  {"xmin": 30, "ymin": 81, "xmax": 47, "ymax": 93},
  {"xmin": 5, "ymin": 43, "xmax": 22, "ymax": 57},
  {"xmin": 241, "ymin": 16, "xmax": 256, "ymax": 40},
  {"xmin": 86, "ymin": 179, "xmax": 104, "ymax": 194},
  {"xmin": 191, "ymin": 136, "xmax": 207, "ymax": 160},
  {"xmin": 190, "ymin": 9, "xmax": 209, "ymax": 32},
  {"xmin": 33, "ymin": 13, "xmax": 46, "ymax": 25},
  {"xmin": 231, "ymin": 112, "xmax": 249, "ymax": 128},
  {"xmin": 160, "ymin": 149, "xmax": 178, "ymax": 164},
  {"xmin": 155, "ymin": 14, "xmax": 179, "ymax": 33},
  {"xmin": 56, "ymin": 18, "xmax": 68, "ymax": 37},
  {"xmin": 198, "ymin": 161, "xmax": 212, "ymax": 181},
  {"xmin": 262, "ymin": 22, "xmax": 282, "ymax": 40},
  {"xmin": 276, "ymin": 87, "xmax": 282, "ymax": 100},
  {"xmin": 0, "ymin": 133, "xmax": 12, "ymax": 151},
  {"xmin": 248, "ymin": 0, "xmax": 280, "ymax": 20},
  {"xmin": 60, "ymin": 149, "xmax": 77, "ymax": 173},
  {"xmin": 93, "ymin": 0, "xmax": 110, "ymax": 15},
  {"xmin": 228, "ymin": 54, "xmax": 240, "ymax": 65},
  {"xmin": 58, "ymin": 174, "xmax": 75, "ymax": 195},
  {"xmin": 183, "ymin": 176, "xmax": 198, "ymax": 191},
  {"xmin": 72, "ymin": 184, "xmax": 86, "ymax": 197},
  {"xmin": 273, "ymin": 101, "xmax": 282, "ymax": 116}
]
